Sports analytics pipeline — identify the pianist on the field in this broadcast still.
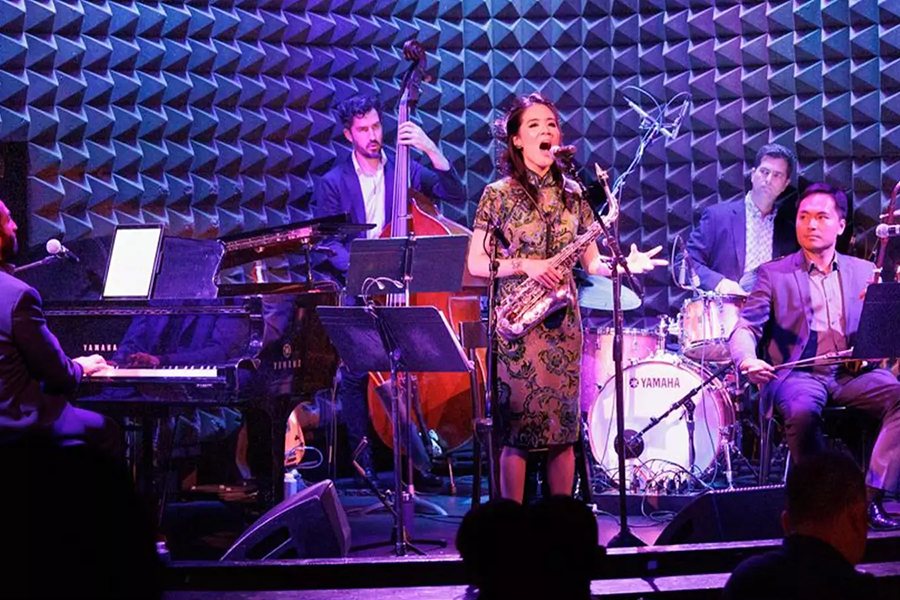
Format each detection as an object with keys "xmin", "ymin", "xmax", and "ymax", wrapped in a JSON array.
[{"xmin": 0, "ymin": 199, "xmax": 120, "ymax": 456}]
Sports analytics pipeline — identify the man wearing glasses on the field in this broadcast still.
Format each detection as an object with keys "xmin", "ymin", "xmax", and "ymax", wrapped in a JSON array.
[{"xmin": 687, "ymin": 143, "xmax": 801, "ymax": 295}]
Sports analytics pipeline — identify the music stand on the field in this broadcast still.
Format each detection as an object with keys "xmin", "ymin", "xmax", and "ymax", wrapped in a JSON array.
[
  {"xmin": 318, "ymin": 305, "xmax": 473, "ymax": 556},
  {"xmin": 318, "ymin": 233, "xmax": 473, "ymax": 556},
  {"xmin": 853, "ymin": 283, "xmax": 900, "ymax": 359},
  {"xmin": 345, "ymin": 235, "xmax": 469, "ymax": 296}
]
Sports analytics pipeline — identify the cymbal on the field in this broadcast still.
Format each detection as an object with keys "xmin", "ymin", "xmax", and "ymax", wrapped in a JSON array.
[{"xmin": 577, "ymin": 274, "xmax": 641, "ymax": 311}]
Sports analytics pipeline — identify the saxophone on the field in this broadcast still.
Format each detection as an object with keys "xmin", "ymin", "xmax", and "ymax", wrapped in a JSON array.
[{"xmin": 495, "ymin": 164, "xmax": 619, "ymax": 341}]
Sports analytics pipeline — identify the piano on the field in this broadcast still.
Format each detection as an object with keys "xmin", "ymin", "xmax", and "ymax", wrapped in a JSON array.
[{"xmin": 20, "ymin": 223, "xmax": 345, "ymax": 509}]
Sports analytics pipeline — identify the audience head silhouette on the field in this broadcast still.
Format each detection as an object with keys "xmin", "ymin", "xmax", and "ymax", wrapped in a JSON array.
[
  {"xmin": 1, "ymin": 436, "xmax": 161, "ymax": 599},
  {"xmin": 783, "ymin": 450, "xmax": 868, "ymax": 565},
  {"xmin": 458, "ymin": 496, "xmax": 601, "ymax": 600}
]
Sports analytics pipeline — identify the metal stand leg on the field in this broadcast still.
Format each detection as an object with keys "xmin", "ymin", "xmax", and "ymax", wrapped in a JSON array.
[
  {"xmin": 720, "ymin": 426, "xmax": 734, "ymax": 490},
  {"xmin": 574, "ymin": 421, "xmax": 594, "ymax": 503},
  {"xmin": 759, "ymin": 415, "xmax": 772, "ymax": 485}
]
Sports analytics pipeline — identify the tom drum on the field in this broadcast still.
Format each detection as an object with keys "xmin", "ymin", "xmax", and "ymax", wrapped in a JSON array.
[{"xmin": 679, "ymin": 294, "xmax": 745, "ymax": 362}]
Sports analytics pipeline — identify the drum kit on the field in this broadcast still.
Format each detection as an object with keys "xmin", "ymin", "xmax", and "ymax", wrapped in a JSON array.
[{"xmin": 578, "ymin": 274, "xmax": 748, "ymax": 490}]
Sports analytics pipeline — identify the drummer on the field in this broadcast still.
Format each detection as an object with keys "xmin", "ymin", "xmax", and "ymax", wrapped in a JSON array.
[{"xmin": 686, "ymin": 144, "xmax": 800, "ymax": 295}]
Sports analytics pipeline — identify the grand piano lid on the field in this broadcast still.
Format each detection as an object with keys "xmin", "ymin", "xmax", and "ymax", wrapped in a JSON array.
[
  {"xmin": 217, "ymin": 214, "xmax": 373, "ymax": 269},
  {"xmin": 17, "ymin": 236, "xmax": 224, "ymax": 302}
]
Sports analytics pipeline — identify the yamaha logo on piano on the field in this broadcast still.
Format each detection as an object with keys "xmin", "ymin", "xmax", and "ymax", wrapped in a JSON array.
[
  {"xmin": 83, "ymin": 343, "xmax": 118, "ymax": 353},
  {"xmin": 275, "ymin": 359, "xmax": 302, "ymax": 371}
]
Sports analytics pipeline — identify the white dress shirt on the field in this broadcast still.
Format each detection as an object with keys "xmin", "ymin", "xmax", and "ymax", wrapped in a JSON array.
[{"xmin": 352, "ymin": 151, "xmax": 387, "ymax": 238}]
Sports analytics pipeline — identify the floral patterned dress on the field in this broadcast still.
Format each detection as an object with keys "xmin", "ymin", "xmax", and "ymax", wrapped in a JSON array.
[{"xmin": 474, "ymin": 172, "xmax": 596, "ymax": 448}]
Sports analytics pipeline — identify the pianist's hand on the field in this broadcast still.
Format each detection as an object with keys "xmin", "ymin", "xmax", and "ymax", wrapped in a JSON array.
[
  {"xmin": 73, "ymin": 354, "xmax": 113, "ymax": 377},
  {"xmin": 126, "ymin": 352, "xmax": 161, "ymax": 368}
]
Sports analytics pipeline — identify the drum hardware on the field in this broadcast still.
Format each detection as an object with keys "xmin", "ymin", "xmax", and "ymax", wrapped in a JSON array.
[
  {"xmin": 713, "ymin": 423, "xmax": 759, "ymax": 490},
  {"xmin": 615, "ymin": 362, "xmax": 731, "ymax": 492},
  {"xmin": 656, "ymin": 315, "xmax": 671, "ymax": 352},
  {"xmin": 719, "ymin": 426, "xmax": 734, "ymax": 489}
]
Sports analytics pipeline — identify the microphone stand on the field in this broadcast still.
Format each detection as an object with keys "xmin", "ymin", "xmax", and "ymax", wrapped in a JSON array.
[
  {"xmin": 12, "ymin": 255, "xmax": 63, "ymax": 273},
  {"xmin": 483, "ymin": 230, "xmax": 502, "ymax": 501},
  {"xmin": 594, "ymin": 203, "xmax": 645, "ymax": 549}
]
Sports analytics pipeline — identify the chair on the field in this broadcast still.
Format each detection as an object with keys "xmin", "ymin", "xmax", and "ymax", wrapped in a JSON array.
[{"xmin": 759, "ymin": 405, "xmax": 874, "ymax": 485}]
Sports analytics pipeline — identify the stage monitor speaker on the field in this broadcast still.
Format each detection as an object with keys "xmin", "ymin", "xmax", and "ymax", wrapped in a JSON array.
[
  {"xmin": 221, "ymin": 479, "xmax": 350, "ymax": 560},
  {"xmin": 655, "ymin": 485, "xmax": 785, "ymax": 546}
]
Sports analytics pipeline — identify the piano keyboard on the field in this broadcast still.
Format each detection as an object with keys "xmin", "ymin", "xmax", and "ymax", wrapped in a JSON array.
[{"xmin": 87, "ymin": 367, "xmax": 220, "ymax": 379}]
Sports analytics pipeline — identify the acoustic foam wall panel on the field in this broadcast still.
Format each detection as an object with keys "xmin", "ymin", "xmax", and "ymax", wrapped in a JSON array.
[{"xmin": 3, "ymin": 0, "xmax": 900, "ymax": 319}]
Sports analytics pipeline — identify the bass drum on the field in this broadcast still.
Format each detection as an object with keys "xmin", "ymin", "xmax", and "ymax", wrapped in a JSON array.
[
  {"xmin": 586, "ymin": 356, "xmax": 734, "ymax": 482},
  {"xmin": 580, "ymin": 327, "xmax": 661, "ymax": 412}
]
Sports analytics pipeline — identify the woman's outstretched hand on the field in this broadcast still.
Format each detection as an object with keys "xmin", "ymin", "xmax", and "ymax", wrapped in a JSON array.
[{"xmin": 625, "ymin": 244, "xmax": 668, "ymax": 274}]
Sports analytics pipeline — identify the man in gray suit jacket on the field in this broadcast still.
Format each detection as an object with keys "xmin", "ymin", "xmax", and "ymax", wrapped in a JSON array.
[
  {"xmin": 0, "ymin": 200, "xmax": 118, "ymax": 455},
  {"xmin": 730, "ymin": 184, "xmax": 900, "ymax": 530}
]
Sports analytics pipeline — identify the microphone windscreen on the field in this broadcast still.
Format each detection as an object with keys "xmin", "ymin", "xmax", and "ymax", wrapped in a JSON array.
[{"xmin": 46, "ymin": 239, "xmax": 63, "ymax": 255}]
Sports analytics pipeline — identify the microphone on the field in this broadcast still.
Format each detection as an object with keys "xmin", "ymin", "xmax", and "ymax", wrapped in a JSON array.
[
  {"xmin": 876, "ymin": 223, "xmax": 900, "ymax": 238},
  {"xmin": 549, "ymin": 144, "xmax": 577, "ymax": 163},
  {"xmin": 664, "ymin": 99, "xmax": 690, "ymax": 140},
  {"xmin": 625, "ymin": 98, "xmax": 657, "ymax": 125},
  {"xmin": 625, "ymin": 98, "xmax": 679, "ymax": 140},
  {"xmin": 679, "ymin": 237, "xmax": 700, "ymax": 289},
  {"xmin": 46, "ymin": 239, "xmax": 79, "ymax": 263}
]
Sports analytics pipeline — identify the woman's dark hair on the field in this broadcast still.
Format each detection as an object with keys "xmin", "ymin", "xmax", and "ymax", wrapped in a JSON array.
[{"xmin": 495, "ymin": 92, "xmax": 566, "ymax": 207}]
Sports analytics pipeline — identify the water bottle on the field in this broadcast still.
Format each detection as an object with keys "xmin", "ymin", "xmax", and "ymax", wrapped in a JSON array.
[{"xmin": 283, "ymin": 470, "xmax": 297, "ymax": 499}]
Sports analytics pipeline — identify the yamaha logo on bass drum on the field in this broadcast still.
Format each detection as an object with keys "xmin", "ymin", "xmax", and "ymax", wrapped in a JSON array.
[{"xmin": 629, "ymin": 376, "xmax": 683, "ymax": 389}]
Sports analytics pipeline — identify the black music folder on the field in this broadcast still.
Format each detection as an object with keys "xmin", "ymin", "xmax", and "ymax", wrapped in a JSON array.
[
  {"xmin": 345, "ymin": 235, "xmax": 469, "ymax": 297},
  {"xmin": 853, "ymin": 283, "xmax": 900, "ymax": 359}
]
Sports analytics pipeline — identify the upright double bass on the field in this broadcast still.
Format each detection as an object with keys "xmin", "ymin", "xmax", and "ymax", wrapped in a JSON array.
[{"xmin": 366, "ymin": 41, "xmax": 485, "ymax": 457}]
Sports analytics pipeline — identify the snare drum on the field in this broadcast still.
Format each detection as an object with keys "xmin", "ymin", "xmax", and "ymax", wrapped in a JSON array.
[
  {"xmin": 580, "ymin": 327, "xmax": 660, "ymax": 412},
  {"xmin": 586, "ymin": 355, "xmax": 734, "ymax": 479},
  {"xmin": 680, "ymin": 294, "xmax": 745, "ymax": 362}
]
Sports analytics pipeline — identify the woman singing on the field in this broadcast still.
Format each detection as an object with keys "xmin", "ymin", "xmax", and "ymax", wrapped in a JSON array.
[{"xmin": 467, "ymin": 93, "xmax": 666, "ymax": 502}]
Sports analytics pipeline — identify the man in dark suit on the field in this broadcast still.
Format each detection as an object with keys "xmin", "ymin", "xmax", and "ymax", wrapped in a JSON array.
[
  {"xmin": 730, "ymin": 184, "xmax": 900, "ymax": 530},
  {"xmin": 311, "ymin": 95, "xmax": 466, "ymax": 488},
  {"xmin": 723, "ymin": 451, "xmax": 876, "ymax": 600},
  {"xmin": 0, "ymin": 199, "xmax": 119, "ymax": 455},
  {"xmin": 687, "ymin": 143, "xmax": 800, "ymax": 294}
]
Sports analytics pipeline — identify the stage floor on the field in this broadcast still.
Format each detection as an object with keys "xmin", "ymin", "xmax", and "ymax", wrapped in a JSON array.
[
  {"xmin": 338, "ymin": 478, "xmax": 669, "ymax": 559},
  {"xmin": 163, "ymin": 472, "xmax": 900, "ymax": 562}
]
